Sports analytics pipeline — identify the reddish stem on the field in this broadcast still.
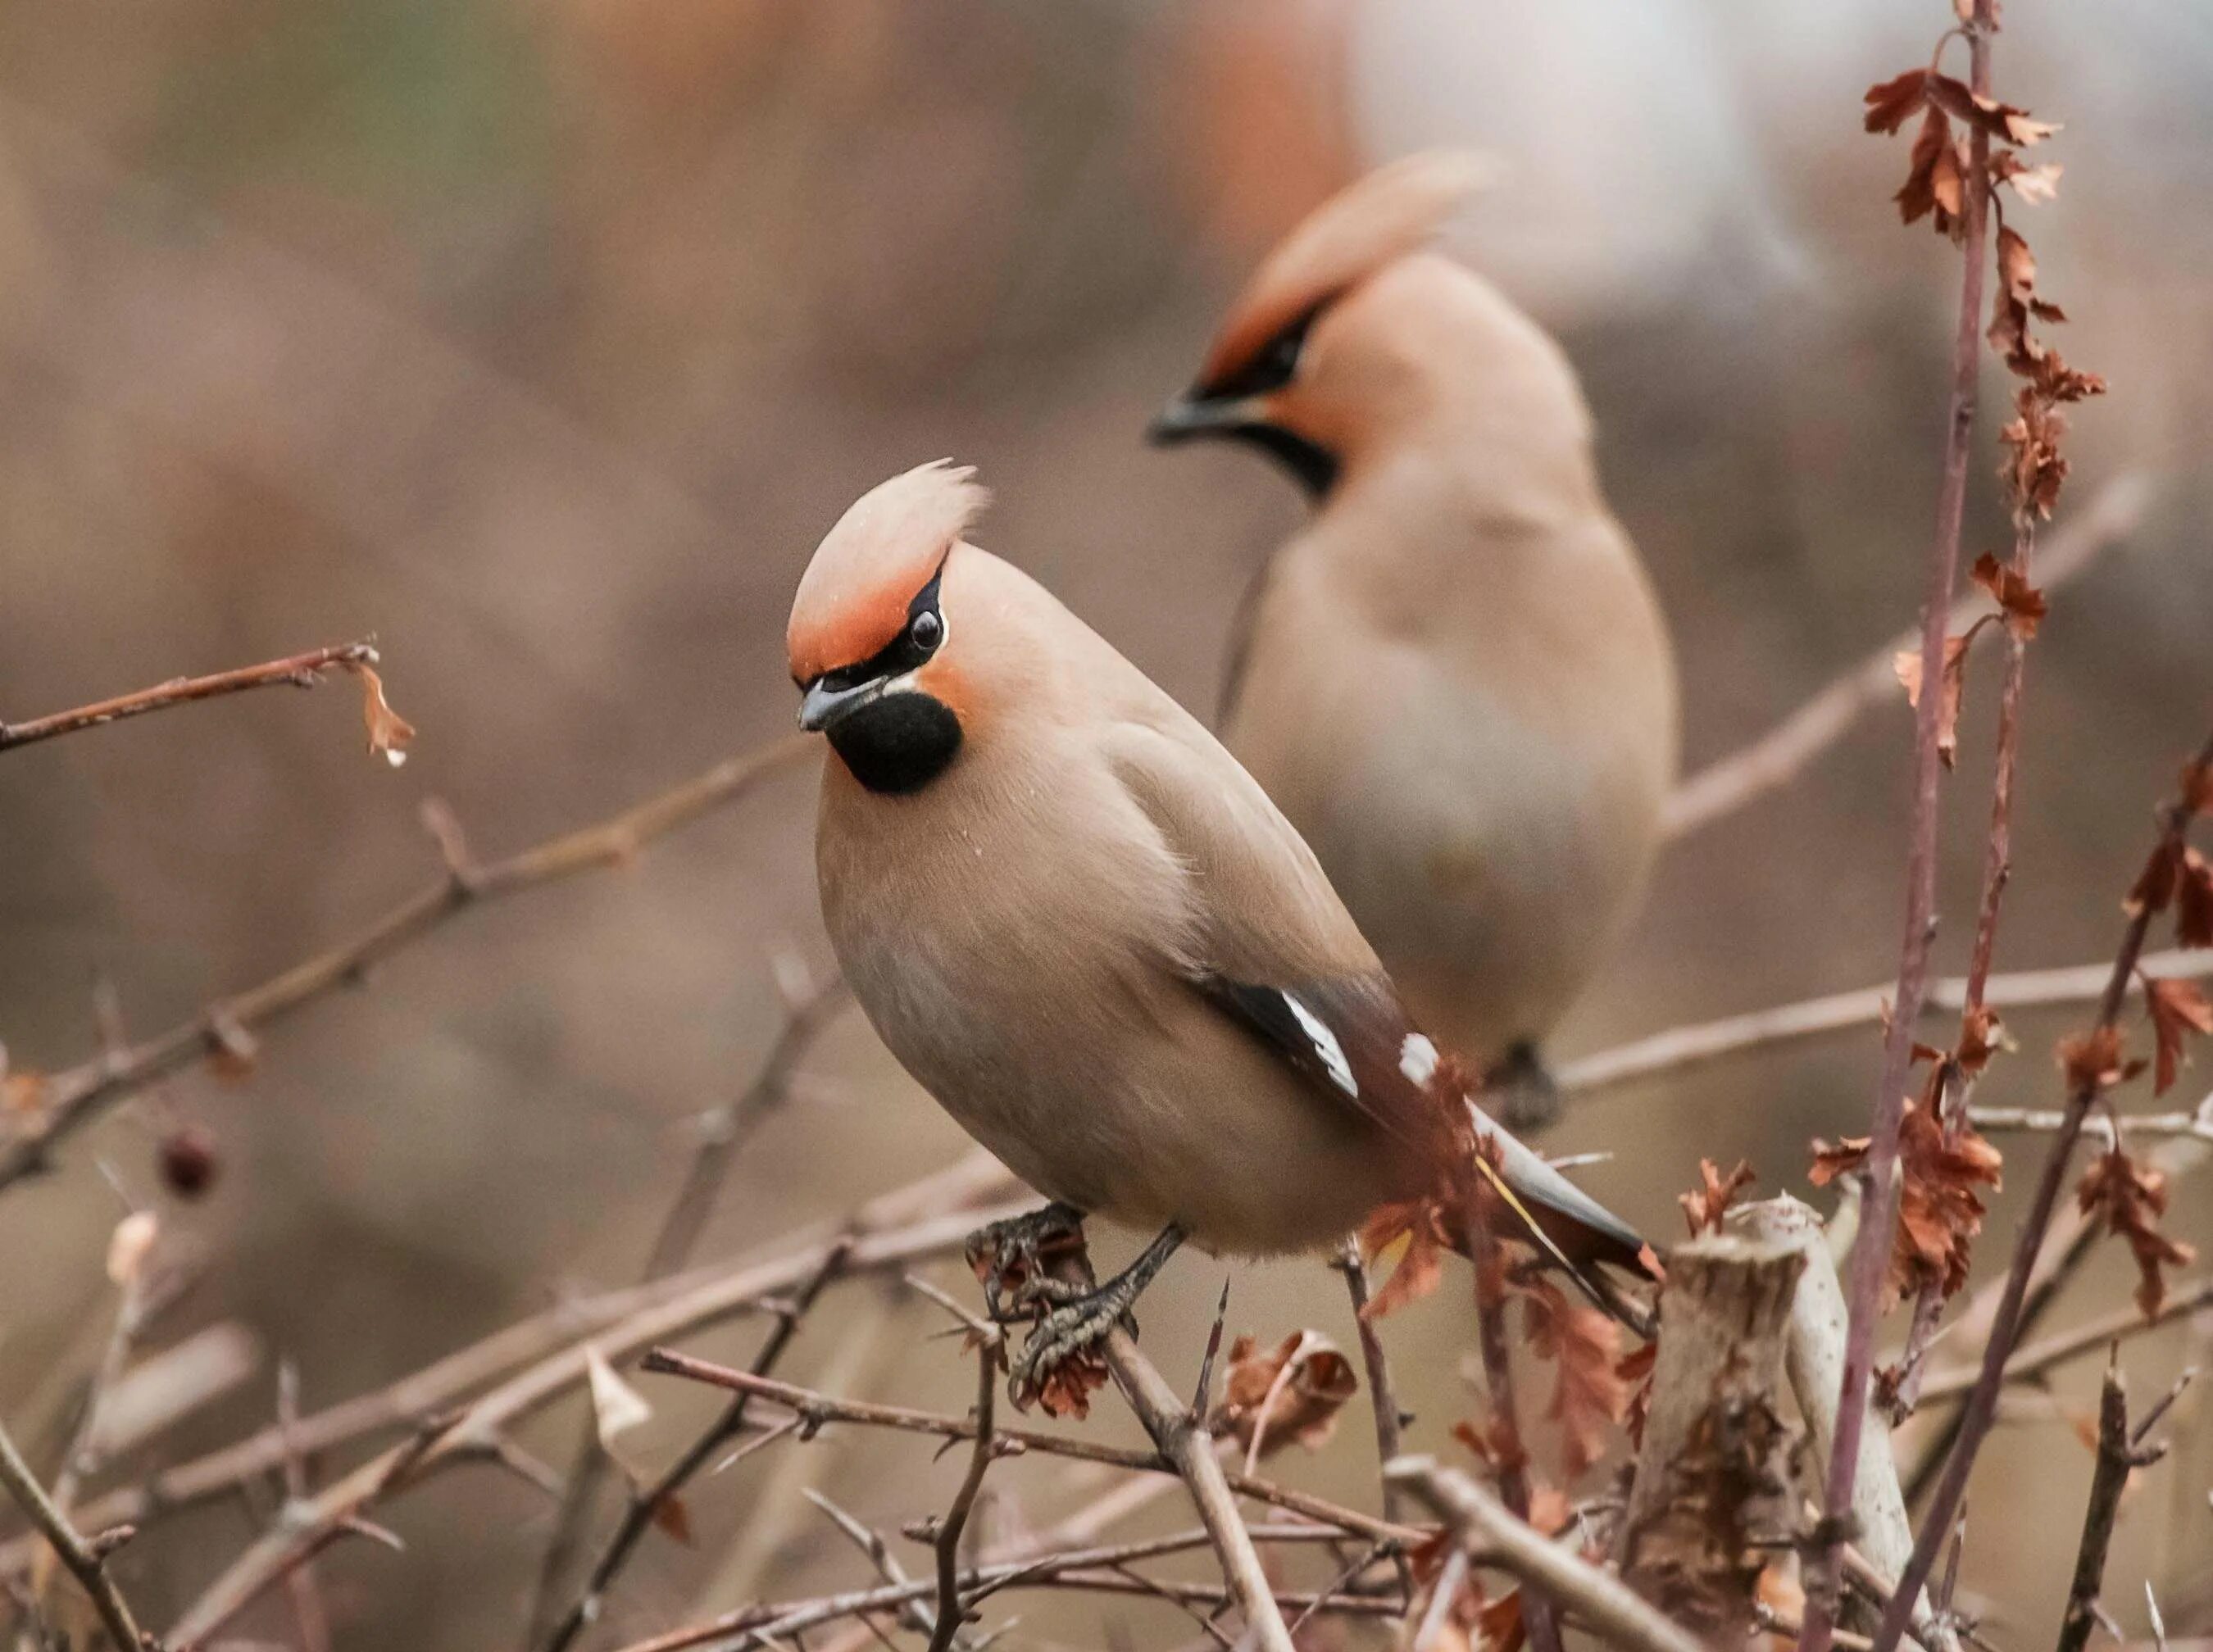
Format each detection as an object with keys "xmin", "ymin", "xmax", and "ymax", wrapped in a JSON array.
[
  {"xmin": 1798, "ymin": 11, "xmax": 1997, "ymax": 1649},
  {"xmin": 1870, "ymin": 725, "xmax": 2213, "ymax": 1652}
]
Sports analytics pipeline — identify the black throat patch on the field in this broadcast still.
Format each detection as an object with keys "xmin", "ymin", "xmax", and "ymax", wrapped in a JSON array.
[
  {"xmin": 827, "ymin": 690, "xmax": 963, "ymax": 795},
  {"xmin": 1218, "ymin": 424, "xmax": 1339, "ymax": 498}
]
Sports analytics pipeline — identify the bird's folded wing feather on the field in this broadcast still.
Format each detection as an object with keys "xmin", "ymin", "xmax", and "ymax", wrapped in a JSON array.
[{"xmin": 1101, "ymin": 715, "xmax": 1647, "ymax": 1273}]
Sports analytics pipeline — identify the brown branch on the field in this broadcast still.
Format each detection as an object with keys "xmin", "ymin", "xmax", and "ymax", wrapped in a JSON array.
[
  {"xmin": 1916, "ymin": 1274, "xmax": 2213, "ymax": 1403},
  {"xmin": 1388, "ymin": 1455, "xmax": 1706, "ymax": 1652},
  {"xmin": 0, "ymin": 641, "xmax": 380, "ymax": 754},
  {"xmin": 1970, "ymin": 1100, "xmax": 2213, "ymax": 1145},
  {"xmin": 1464, "ymin": 1171, "xmax": 1565, "ymax": 1652},
  {"xmin": 1331, "ymin": 1241, "xmax": 1406, "ymax": 1513},
  {"xmin": 1873, "ymin": 726, "xmax": 2213, "ymax": 1652},
  {"xmin": 1556, "ymin": 951, "xmax": 2213, "ymax": 1100},
  {"xmin": 1616, "ymin": 1234, "xmax": 1805, "ymax": 1642},
  {"xmin": 0, "ymin": 733, "xmax": 816, "ymax": 1190},
  {"xmin": 523, "ymin": 970, "xmax": 848, "ymax": 1643},
  {"xmin": 2057, "ymin": 1358, "xmax": 2167, "ymax": 1652},
  {"xmin": 538, "ymin": 1239, "xmax": 853, "ymax": 1652},
  {"xmin": 634, "ymin": 1353, "xmax": 1413, "ymax": 1546},
  {"xmin": 0, "ymin": 1156, "xmax": 1016, "ymax": 1581},
  {"xmin": 607, "ymin": 1526, "xmax": 1399, "ymax": 1652},
  {"xmin": 1066, "ymin": 1247, "xmax": 1297, "ymax": 1652},
  {"xmin": 926, "ymin": 1330, "xmax": 999, "ymax": 1652},
  {"xmin": 0, "ymin": 1413, "xmax": 148, "ymax": 1652},
  {"xmin": 159, "ymin": 1175, "xmax": 1029, "ymax": 1649},
  {"xmin": 1661, "ymin": 470, "xmax": 2148, "ymax": 839},
  {"xmin": 1893, "ymin": 1128, "xmax": 2211, "ymax": 1500}
]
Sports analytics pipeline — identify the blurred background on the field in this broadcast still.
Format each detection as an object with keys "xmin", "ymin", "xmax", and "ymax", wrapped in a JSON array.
[{"xmin": 2, "ymin": 0, "xmax": 2209, "ymax": 1646}]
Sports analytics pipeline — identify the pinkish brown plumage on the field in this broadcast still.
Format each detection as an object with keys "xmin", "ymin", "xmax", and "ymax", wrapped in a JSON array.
[
  {"xmin": 785, "ymin": 460, "xmax": 1652, "ymax": 1396},
  {"xmin": 1152, "ymin": 154, "xmax": 1679, "ymax": 1119}
]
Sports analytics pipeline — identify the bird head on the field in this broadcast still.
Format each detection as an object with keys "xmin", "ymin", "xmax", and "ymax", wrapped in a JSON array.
[
  {"xmin": 787, "ymin": 460, "xmax": 990, "ymax": 795},
  {"xmin": 1147, "ymin": 151, "xmax": 1499, "ymax": 494}
]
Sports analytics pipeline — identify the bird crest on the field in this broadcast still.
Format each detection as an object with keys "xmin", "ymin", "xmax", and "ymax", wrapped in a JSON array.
[
  {"xmin": 1198, "ymin": 150, "xmax": 1495, "ymax": 393},
  {"xmin": 788, "ymin": 460, "xmax": 991, "ymax": 684}
]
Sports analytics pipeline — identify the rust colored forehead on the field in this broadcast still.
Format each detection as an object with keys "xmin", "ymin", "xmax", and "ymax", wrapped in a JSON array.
[
  {"xmin": 1199, "ymin": 150, "xmax": 1492, "ymax": 389},
  {"xmin": 787, "ymin": 461, "xmax": 989, "ymax": 682}
]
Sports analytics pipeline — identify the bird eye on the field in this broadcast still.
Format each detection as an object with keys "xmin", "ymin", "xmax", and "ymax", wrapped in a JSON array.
[{"xmin": 908, "ymin": 609, "xmax": 943, "ymax": 652}]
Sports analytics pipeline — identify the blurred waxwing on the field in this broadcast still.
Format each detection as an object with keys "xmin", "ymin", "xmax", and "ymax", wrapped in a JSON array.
[
  {"xmin": 788, "ymin": 460, "xmax": 1654, "ymax": 1399},
  {"xmin": 1149, "ymin": 152, "xmax": 1679, "ymax": 1128}
]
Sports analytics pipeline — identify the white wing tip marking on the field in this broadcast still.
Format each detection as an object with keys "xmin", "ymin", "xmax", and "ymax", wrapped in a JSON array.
[
  {"xmin": 1399, "ymin": 1032, "xmax": 1439, "ymax": 1087},
  {"xmin": 1284, "ymin": 994, "xmax": 1358, "ymax": 1098}
]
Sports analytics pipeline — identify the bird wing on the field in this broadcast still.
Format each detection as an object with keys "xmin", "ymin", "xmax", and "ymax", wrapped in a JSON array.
[{"xmin": 1099, "ymin": 714, "xmax": 1648, "ymax": 1277}]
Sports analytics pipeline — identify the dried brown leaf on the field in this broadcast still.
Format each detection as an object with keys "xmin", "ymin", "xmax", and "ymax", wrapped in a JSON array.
[
  {"xmin": 1520, "ymin": 1276, "xmax": 1629, "ymax": 1479},
  {"xmin": 1971, "ymin": 551, "xmax": 2047, "ymax": 640},
  {"xmin": 350, "ymin": 663, "xmax": 416, "ymax": 769},
  {"xmin": 1810, "ymin": 1101, "xmax": 2002, "ymax": 1304},
  {"xmin": 1679, "ymin": 1159, "xmax": 1756, "ymax": 1237},
  {"xmin": 1360, "ymin": 1196, "xmax": 1451, "ymax": 1318},
  {"xmin": 2076, "ymin": 1148, "xmax": 2198, "ymax": 1318},
  {"xmin": 1863, "ymin": 68, "xmax": 1930, "ymax": 135},
  {"xmin": 1895, "ymin": 627, "xmax": 1979, "ymax": 768},
  {"xmin": 2144, "ymin": 975, "xmax": 2213, "ymax": 1096},
  {"xmin": 1211, "ymin": 1329, "xmax": 1358, "ymax": 1459}
]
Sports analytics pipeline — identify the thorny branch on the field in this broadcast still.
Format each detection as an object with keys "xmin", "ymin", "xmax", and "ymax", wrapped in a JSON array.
[
  {"xmin": 1873, "ymin": 726, "xmax": 2213, "ymax": 1652},
  {"xmin": 0, "ymin": 641, "xmax": 385, "ymax": 754},
  {"xmin": 1915, "ymin": 1272, "xmax": 2213, "ymax": 1403},
  {"xmin": 157, "ymin": 1178, "xmax": 1028, "ymax": 1649},
  {"xmin": 2056, "ymin": 1358, "xmax": 2169, "ymax": 1652},
  {"xmin": 607, "ymin": 1526, "xmax": 1402, "ymax": 1652},
  {"xmin": 1388, "ymin": 1456, "xmax": 1705, "ymax": 1652},
  {"xmin": 539, "ymin": 1239, "xmax": 855, "ymax": 1652},
  {"xmin": 633, "ymin": 1356, "xmax": 1413, "ymax": 1548},
  {"xmin": 0, "ymin": 733, "xmax": 816, "ymax": 1190},
  {"xmin": 0, "ymin": 1413, "xmax": 148, "ymax": 1652},
  {"xmin": 925, "ymin": 1330, "xmax": 999, "ymax": 1652},
  {"xmin": 524, "ymin": 970, "xmax": 849, "ymax": 1644},
  {"xmin": 1804, "ymin": 10, "xmax": 1996, "ymax": 1647}
]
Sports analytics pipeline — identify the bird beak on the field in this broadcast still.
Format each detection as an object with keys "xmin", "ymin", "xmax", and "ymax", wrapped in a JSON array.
[
  {"xmin": 797, "ymin": 674, "xmax": 885, "ymax": 733},
  {"xmin": 1147, "ymin": 391, "xmax": 1266, "ymax": 446}
]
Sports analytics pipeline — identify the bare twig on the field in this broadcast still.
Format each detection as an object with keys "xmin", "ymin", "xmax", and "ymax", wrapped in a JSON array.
[
  {"xmin": 0, "ymin": 1414, "xmax": 147, "ymax": 1652},
  {"xmin": 540, "ymin": 1240, "xmax": 854, "ymax": 1652},
  {"xmin": 1463, "ymin": 1169, "xmax": 1565, "ymax": 1652},
  {"xmin": 1388, "ymin": 1455, "xmax": 1705, "ymax": 1652},
  {"xmin": 1661, "ymin": 471, "xmax": 2147, "ymax": 838},
  {"xmin": 1969, "ymin": 1103, "xmax": 2213, "ymax": 1146},
  {"xmin": 160, "ymin": 1178, "xmax": 1029, "ymax": 1649},
  {"xmin": 1874, "ymin": 728, "xmax": 2213, "ymax": 1652},
  {"xmin": 928, "ymin": 1332, "xmax": 1001, "ymax": 1652},
  {"xmin": 607, "ymin": 1527, "xmax": 1398, "ymax": 1652},
  {"xmin": 2057, "ymin": 1358, "xmax": 2167, "ymax": 1652},
  {"xmin": 0, "ymin": 1155, "xmax": 1017, "ymax": 1581},
  {"xmin": 1556, "ymin": 951, "xmax": 2213, "ymax": 1100},
  {"xmin": 638, "ymin": 1349, "xmax": 1411, "ymax": 1546},
  {"xmin": 1926, "ymin": 1279, "xmax": 2213, "ymax": 1404},
  {"xmin": 0, "ymin": 642, "xmax": 380, "ymax": 753},
  {"xmin": 1332, "ymin": 1239, "xmax": 1406, "ymax": 1524},
  {"xmin": 0, "ymin": 733, "xmax": 816, "ymax": 1190},
  {"xmin": 1894, "ymin": 1130, "xmax": 2211, "ymax": 1501},
  {"xmin": 524, "ymin": 971, "xmax": 848, "ymax": 1643},
  {"xmin": 272, "ymin": 1360, "xmax": 333, "ymax": 1652}
]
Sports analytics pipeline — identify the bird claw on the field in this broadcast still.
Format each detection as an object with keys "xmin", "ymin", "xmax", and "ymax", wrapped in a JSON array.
[
  {"xmin": 964, "ymin": 1202, "xmax": 1090, "ymax": 1325},
  {"xmin": 1007, "ymin": 1277, "xmax": 1141, "ymax": 1409}
]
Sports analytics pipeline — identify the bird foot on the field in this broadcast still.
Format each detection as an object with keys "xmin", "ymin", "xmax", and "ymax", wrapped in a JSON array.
[
  {"xmin": 1007, "ymin": 1270, "xmax": 1144, "ymax": 1410},
  {"xmin": 1485, "ymin": 1042, "xmax": 1561, "ymax": 1133},
  {"xmin": 964, "ymin": 1201, "xmax": 1091, "ymax": 1325}
]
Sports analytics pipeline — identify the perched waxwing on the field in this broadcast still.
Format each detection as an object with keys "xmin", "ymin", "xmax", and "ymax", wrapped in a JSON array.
[
  {"xmin": 788, "ymin": 460, "xmax": 1653, "ymax": 1399},
  {"xmin": 1150, "ymin": 152, "xmax": 1679, "ymax": 1128}
]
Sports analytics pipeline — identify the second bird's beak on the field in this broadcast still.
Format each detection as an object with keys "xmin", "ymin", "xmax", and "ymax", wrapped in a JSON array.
[
  {"xmin": 798, "ymin": 674, "xmax": 885, "ymax": 733},
  {"xmin": 1147, "ymin": 391, "xmax": 1263, "ymax": 446}
]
